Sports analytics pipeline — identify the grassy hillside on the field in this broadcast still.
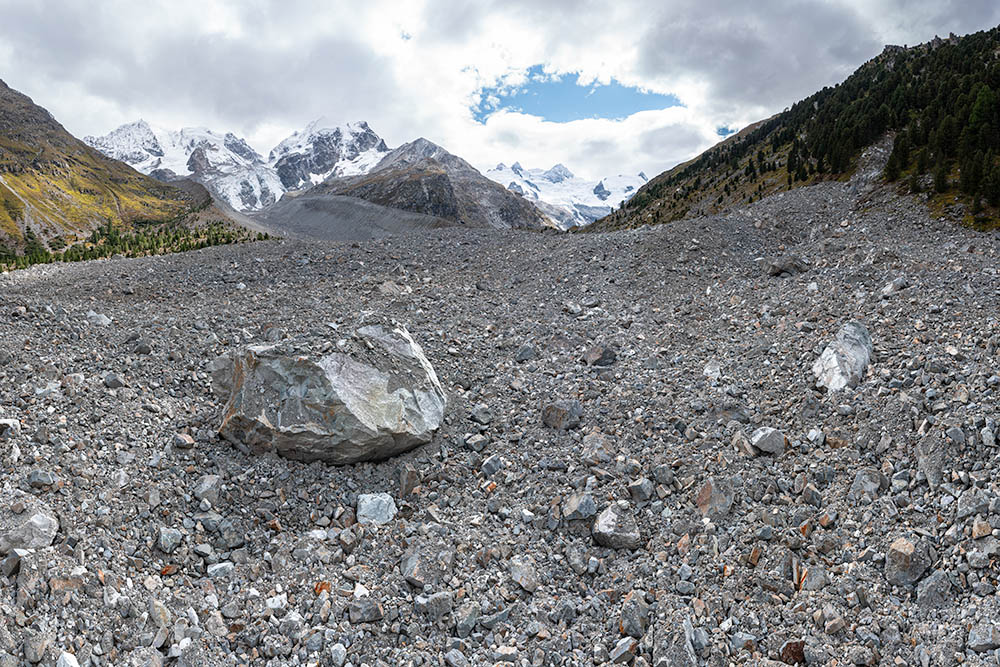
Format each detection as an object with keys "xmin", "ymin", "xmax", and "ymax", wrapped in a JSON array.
[
  {"xmin": 0, "ymin": 78, "xmax": 202, "ymax": 255},
  {"xmin": 591, "ymin": 26, "xmax": 1000, "ymax": 232}
]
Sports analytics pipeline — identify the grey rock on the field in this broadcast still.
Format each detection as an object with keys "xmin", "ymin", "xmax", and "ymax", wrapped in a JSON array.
[
  {"xmin": 916, "ymin": 569, "xmax": 952, "ymax": 608},
  {"xmin": 55, "ymin": 652, "xmax": 80, "ymax": 667},
  {"xmin": 542, "ymin": 399, "xmax": 583, "ymax": 430},
  {"xmin": 192, "ymin": 475, "xmax": 221, "ymax": 506},
  {"xmin": 917, "ymin": 434, "xmax": 946, "ymax": 490},
  {"xmin": 444, "ymin": 649, "xmax": 469, "ymax": 667},
  {"xmin": 103, "ymin": 372, "xmax": 124, "ymax": 389},
  {"xmin": 812, "ymin": 321, "xmax": 873, "ymax": 392},
  {"xmin": 217, "ymin": 325, "xmax": 446, "ymax": 464},
  {"xmin": 885, "ymin": 535, "xmax": 931, "ymax": 587},
  {"xmin": 206, "ymin": 562, "xmax": 234, "ymax": 578},
  {"xmin": 157, "ymin": 527, "xmax": 182, "ymax": 554},
  {"xmin": 563, "ymin": 492, "xmax": 598, "ymax": 521},
  {"xmin": 509, "ymin": 556, "xmax": 540, "ymax": 592},
  {"xmin": 593, "ymin": 502, "xmax": 642, "ymax": 550},
  {"xmin": 765, "ymin": 254, "xmax": 809, "ymax": 276},
  {"xmin": 620, "ymin": 590, "xmax": 649, "ymax": 639},
  {"xmin": 455, "ymin": 602, "xmax": 479, "ymax": 638},
  {"xmin": 750, "ymin": 426, "xmax": 787, "ymax": 455},
  {"xmin": 582, "ymin": 344, "xmax": 617, "ymax": 366},
  {"xmin": 848, "ymin": 468, "xmax": 887, "ymax": 501},
  {"xmin": 609, "ymin": 636, "xmax": 638, "ymax": 663},
  {"xmin": 0, "ymin": 511, "xmax": 59, "ymax": 554},
  {"xmin": 356, "ymin": 493, "xmax": 397, "ymax": 525},
  {"xmin": 26, "ymin": 470, "xmax": 57, "ymax": 488},
  {"xmin": 414, "ymin": 590, "xmax": 454, "ymax": 619},
  {"xmin": 695, "ymin": 476, "xmax": 735, "ymax": 518},
  {"xmin": 348, "ymin": 598, "xmax": 383, "ymax": 624},
  {"xmin": 967, "ymin": 622, "xmax": 1000, "ymax": 652},
  {"xmin": 329, "ymin": 643, "xmax": 347, "ymax": 667}
]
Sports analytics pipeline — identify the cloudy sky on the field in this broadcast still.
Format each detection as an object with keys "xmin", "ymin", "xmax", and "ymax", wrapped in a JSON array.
[{"xmin": 1, "ymin": 1, "xmax": 999, "ymax": 180}]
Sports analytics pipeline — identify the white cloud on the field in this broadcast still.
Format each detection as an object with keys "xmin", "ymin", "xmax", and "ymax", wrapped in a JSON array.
[{"xmin": 0, "ymin": 0, "xmax": 998, "ymax": 181}]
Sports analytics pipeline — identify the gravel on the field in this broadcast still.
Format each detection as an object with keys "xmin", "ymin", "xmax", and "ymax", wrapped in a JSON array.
[{"xmin": 0, "ymin": 141, "xmax": 998, "ymax": 664}]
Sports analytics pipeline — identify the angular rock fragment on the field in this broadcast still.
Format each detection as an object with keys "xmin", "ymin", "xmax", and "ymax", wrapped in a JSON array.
[
  {"xmin": 216, "ymin": 325, "xmax": 446, "ymax": 464},
  {"xmin": 620, "ymin": 590, "xmax": 649, "ymax": 639},
  {"xmin": 542, "ymin": 399, "xmax": 583, "ymax": 430},
  {"xmin": 765, "ymin": 254, "xmax": 809, "ymax": 277},
  {"xmin": 356, "ymin": 493, "xmax": 397, "ymax": 525},
  {"xmin": 916, "ymin": 569, "xmax": 952, "ymax": 608},
  {"xmin": 509, "ymin": 556, "xmax": 539, "ymax": 593},
  {"xmin": 695, "ymin": 477, "xmax": 735, "ymax": 518},
  {"xmin": 582, "ymin": 344, "xmax": 617, "ymax": 366},
  {"xmin": 0, "ymin": 506, "xmax": 59, "ymax": 554},
  {"xmin": 885, "ymin": 535, "xmax": 930, "ymax": 587},
  {"xmin": 812, "ymin": 321, "xmax": 873, "ymax": 392},
  {"xmin": 751, "ymin": 426, "xmax": 787, "ymax": 455},
  {"xmin": 967, "ymin": 622, "xmax": 1000, "ymax": 653},
  {"xmin": 593, "ymin": 502, "xmax": 641, "ymax": 550},
  {"xmin": 563, "ymin": 492, "xmax": 598, "ymax": 521}
]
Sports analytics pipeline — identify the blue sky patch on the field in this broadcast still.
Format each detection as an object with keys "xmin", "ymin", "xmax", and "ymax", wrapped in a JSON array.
[
  {"xmin": 474, "ymin": 65, "xmax": 682, "ymax": 123},
  {"xmin": 716, "ymin": 126, "xmax": 736, "ymax": 137}
]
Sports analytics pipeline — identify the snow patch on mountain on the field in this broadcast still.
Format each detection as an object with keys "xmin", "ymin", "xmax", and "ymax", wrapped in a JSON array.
[
  {"xmin": 485, "ymin": 162, "xmax": 648, "ymax": 229},
  {"xmin": 85, "ymin": 121, "xmax": 282, "ymax": 211},
  {"xmin": 269, "ymin": 119, "xmax": 389, "ymax": 191}
]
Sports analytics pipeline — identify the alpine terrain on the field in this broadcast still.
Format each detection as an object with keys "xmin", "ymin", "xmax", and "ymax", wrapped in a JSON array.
[
  {"xmin": 485, "ymin": 162, "xmax": 648, "ymax": 229},
  {"xmin": 2, "ymin": 22, "xmax": 1000, "ymax": 667},
  {"xmin": 0, "ymin": 80, "xmax": 208, "ymax": 261},
  {"xmin": 85, "ymin": 119, "xmax": 390, "ymax": 214}
]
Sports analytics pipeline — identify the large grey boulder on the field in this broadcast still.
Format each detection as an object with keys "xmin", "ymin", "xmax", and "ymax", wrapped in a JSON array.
[
  {"xmin": 0, "ymin": 489, "xmax": 59, "ymax": 554},
  {"xmin": 812, "ymin": 321, "xmax": 873, "ymax": 392},
  {"xmin": 216, "ymin": 325, "xmax": 446, "ymax": 464}
]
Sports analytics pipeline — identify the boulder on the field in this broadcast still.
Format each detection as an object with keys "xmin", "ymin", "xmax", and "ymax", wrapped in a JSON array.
[
  {"xmin": 0, "ymin": 490, "xmax": 59, "ymax": 554},
  {"xmin": 216, "ymin": 325, "xmax": 446, "ymax": 464},
  {"xmin": 750, "ymin": 427, "xmax": 787, "ymax": 455},
  {"xmin": 765, "ymin": 254, "xmax": 809, "ymax": 277},
  {"xmin": 695, "ymin": 477, "xmax": 735, "ymax": 518},
  {"xmin": 812, "ymin": 322, "xmax": 873, "ymax": 392},
  {"xmin": 885, "ymin": 535, "xmax": 931, "ymax": 587}
]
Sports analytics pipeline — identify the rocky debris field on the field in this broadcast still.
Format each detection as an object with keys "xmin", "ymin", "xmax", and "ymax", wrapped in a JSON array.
[{"xmin": 0, "ymin": 145, "xmax": 999, "ymax": 666}]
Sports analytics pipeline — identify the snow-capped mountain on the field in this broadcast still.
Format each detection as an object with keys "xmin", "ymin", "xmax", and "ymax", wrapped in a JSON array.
[
  {"xmin": 84, "ymin": 121, "xmax": 283, "ymax": 211},
  {"xmin": 85, "ymin": 118, "xmax": 391, "ymax": 212},
  {"xmin": 268, "ymin": 119, "xmax": 388, "ymax": 190},
  {"xmin": 485, "ymin": 162, "xmax": 648, "ymax": 229}
]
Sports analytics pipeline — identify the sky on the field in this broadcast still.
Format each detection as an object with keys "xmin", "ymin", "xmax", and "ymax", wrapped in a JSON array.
[{"xmin": 0, "ymin": 1, "xmax": 999, "ymax": 181}]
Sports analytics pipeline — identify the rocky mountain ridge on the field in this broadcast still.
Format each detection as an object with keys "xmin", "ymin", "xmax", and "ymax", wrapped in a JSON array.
[{"xmin": 485, "ymin": 162, "xmax": 647, "ymax": 229}]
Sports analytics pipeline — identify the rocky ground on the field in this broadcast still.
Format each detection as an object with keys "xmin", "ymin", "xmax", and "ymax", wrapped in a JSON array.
[{"xmin": 0, "ymin": 143, "xmax": 999, "ymax": 666}]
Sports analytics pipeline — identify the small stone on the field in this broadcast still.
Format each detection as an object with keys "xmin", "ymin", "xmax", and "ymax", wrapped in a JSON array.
[
  {"xmin": 694, "ymin": 476, "xmax": 735, "ymax": 518},
  {"xmin": 609, "ymin": 636, "xmax": 638, "ymax": 663},
  {"xmin": 967, "ymin": 622, "xmax": 1000, "ymax": 652},
  {"xmin": 973, "ymin": 519, "xmax": 992, "ymax": 539},
  {"xmin": 848, "ymin": 468, "xmax": 887, "ymax": 501},
  {"xmin": 510, "ymin": 556, "xmax": 540, "ymax": 593},
  {"xmin": 172, "ymin": 433, "xmax": 195, "ymax": 449},
  {"xmin": 1, "ymin": 548, "xmax": 28, "ymax": 577},
  {"xmin": 465, "ymin": 433, "xmax": 489, "ymax": 452},
  {"xmin": 399, "ymin": 463, "xmax": 419, "ymax": 497},
  {"xmin": 481, "ymin": 454, "xmax": 503, "ymax": 477},
  {"xmin": 542, "ymin": 400, "xmax": 583, "ymax": 430},
  {"xmin": 414, "ymin": 591, "xmax": 453, "ymax": 619},
  {"xmin": 514, "ymin": 344, "xmax": 537, "ymax": 363},
  {"xmin": 750, "ymin": 427, "xmax": 787, "ymax": 455},
  {"xmin": 444, "ymin": 648, "xmax": 469, "ymax": 667},
  {"xmin": 356, "ymin": 493, "xmax": 397, "ymax": 525},
  {"xmin": 885, "ymin": 535, "xmax": 930, "ymax": 587},
  {"xmin": 329, "ymin": 643, "xmax": 347, "ymax": 667},
  {"xmin": 582, "ymin": 344, "xmax": 617, "ymax": 366},
  {"xmin": 27, "ymin": 470, "xmax": 57, "ymax": 488},
  {"xmin": 563, "ymin": 492, "xmax": 598, "ymax": 521},
  {"xmin": 628, "ymin": 477, "xmax": 654, "ymax": 502},
  {"xmin": 592, "ymin": 502, "xmax": 642, "ymax": 550},
  {"xmin": 916, "ymin": 569, "xmax": 952, "ymax": 608},
  {"xmin": 207, "ymin": 562, "xmax": 234, "ymax": 578},
  {"xmin": 103, "ymin": 372, "xmax": 124, "ymax": 389},
  {"xmin": 348, "ymin": 598, "xmax": 383, "ymax": 624},
  {"xmin": 56, "ymin": 652, "xmax": 80, "ymax": 667},
  {"xmin": 157, "ymin": 527, "xmax": 182, "ymax": 554},
  {"xmin": 620, "ymin": 590, "xmax": 649, "ymax": 639},
  {"xmin": 193, "ymin": 475, "xmax": 221, "ymax": 506},
  {"xmin": 822, "ymin": 605, "xmax": 845, "ymax": 634},
  {"xmin": 455, "ymin": 602, "xmax": 479, "ymax": 638}
]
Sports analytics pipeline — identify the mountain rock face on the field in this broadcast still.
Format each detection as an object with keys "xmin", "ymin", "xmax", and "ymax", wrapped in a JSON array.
[
  {"xmin": 85, "ymin": 121, "xmax": 283, "ymax": 212},
  {"xmin": 0, "ymin": 80, "xmax": 197, "ymax": 253},
  {"xmin": 485, "ymin": 162, "xmax": 647, "ymax": 229},
  {"xmin": 268, "ymin": 119, "xmax": 389, "ymax": 191},
  {"xmin": 86, "ymin": 118, "xmax": 391, "ymax": 213},
  {"xmin": 298, "ymin": 138, "xmax": 552, "ymax": 231}
]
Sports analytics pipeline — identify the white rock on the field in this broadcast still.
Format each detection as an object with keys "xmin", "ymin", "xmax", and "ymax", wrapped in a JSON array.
[
  {"xmin": 751, "ymin": 426, "xmax": 787, "ymax": 455},
  {"xmin": 0, "ymin": 511, "xmax": 59, "ymax": 554},
  {"xmin": 56, "ymin": 652, "xmax": 80, "ymax": 667},
  {"xmin": 357, "ymin": 493, "xmax": 397, "ymax": 525},
  {"xmin": 812, "ymin": 321, "xmax": 873, "ymax": 392}
]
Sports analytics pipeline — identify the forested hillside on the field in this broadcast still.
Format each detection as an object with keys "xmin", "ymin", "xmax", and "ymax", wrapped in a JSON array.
[{"xmin": 592, "ymin": 27, "xmax": 1000, "ymax": 231}]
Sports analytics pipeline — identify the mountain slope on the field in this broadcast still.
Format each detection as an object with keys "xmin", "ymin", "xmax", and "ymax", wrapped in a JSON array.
[
  {"xmin": 305, "ymin": 138, "xmax": 551, "ymax": 230},
  {"xmin": 85, "ymin": 121, "xmax": 283, "ymax": 212},
  {"xmin": 485, "ymin": 161, "xmax": 647, "ymax": 229},
  {"xmin": 592, "ymin": 27, "xmax": 1000, "ymax": 232},
  {"xmin": 269, "ymin": 119, "xmax": 389, "ymax": 190},
  {"xmin": 0, "ymin": 79, "xmax": 201, "ymax": 254}
]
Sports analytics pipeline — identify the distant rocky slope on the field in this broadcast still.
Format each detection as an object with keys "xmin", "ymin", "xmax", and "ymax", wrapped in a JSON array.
[
  {"xmin": 269, "ymin": 138, "xmax": 552, "ymax": 232},
  {"xmin": 0, "ymin": 79, "xmax": 201, "ymax": 256},
  {"xmin": 485, "ymin": 162, "xmax": 647, "ymax": 229},
  {"xmin": 268, "ymin": 119, "xmax": 389, "ymax": 191},
  {"xmin": 593, "ymin": 27, "xmax": 1000, "ymax": 232}
]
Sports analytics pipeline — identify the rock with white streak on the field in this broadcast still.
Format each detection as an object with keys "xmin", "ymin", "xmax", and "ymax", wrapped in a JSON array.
[{"xmin": 812, "ymin": 321, "xmax": 873, "ymax": 392}]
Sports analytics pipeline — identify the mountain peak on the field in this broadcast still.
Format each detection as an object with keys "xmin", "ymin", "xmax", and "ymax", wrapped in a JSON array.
[{"xmin": 543, "ymin": 163, "xmax": 573, "ymax": 182}]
